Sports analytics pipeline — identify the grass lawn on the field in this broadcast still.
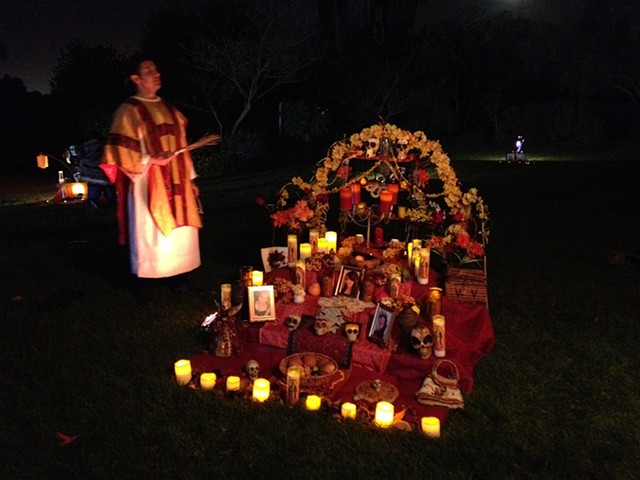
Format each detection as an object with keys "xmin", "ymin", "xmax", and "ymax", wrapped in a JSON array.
[{"xmin": 1, "ymin": 146, "xmax": 639, "ymax": 479}]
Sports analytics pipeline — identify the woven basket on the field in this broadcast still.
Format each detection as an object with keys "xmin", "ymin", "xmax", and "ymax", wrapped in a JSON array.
[{"xmin": 279, "ymin": 353, "xmax": 339, "ymax": 389}]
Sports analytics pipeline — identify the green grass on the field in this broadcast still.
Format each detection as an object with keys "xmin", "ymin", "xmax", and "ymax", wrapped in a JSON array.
[{"xmin": 1, "ymin": 152, "xmax": 640, "ymax": 479}]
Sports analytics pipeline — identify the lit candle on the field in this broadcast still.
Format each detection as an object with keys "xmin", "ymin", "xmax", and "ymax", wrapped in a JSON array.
[
  {"xmin": 174, "ymin": 359, "xmax": 192, "ymax": 386},
  {"xmin": 379, "ymin": 190, "xmax": 392, "ymax": 214},
  {"xmin": 351, "ymin": 183, "xmax": 361, "ymax": 204},
  {"xmin": 396, "ymin": 205, "xmax": 407, "ymax": 219},
  {"xmin": 37, "ymin": 153, "xmax": 48, "ymax": 169},
  {"xmin": 355, "ymin": 234, "xmax": 364, "ymax": 244},
  {"xmin": 309, "ymin": 229, "xmax": 319, "ymax": 254},
  {"xmin": 299, "ymin": 243, "xmax": 312, "ymax": 260},
  {"xmin": 325, "ymin": 231, "xmax": 337, "ymax": 253},
  {"xmin": 317, "ymin": 237, "xmax": 328, "ymax": 254},
  {"xmin": 251, "ymin": 270, "xmax": 264, "ymax": 286},
  {"xmin": 421, "ymin": 416, "xmax": 441, "ymax": 438},
  {"xmin": 305, "ymin": 394, "xmax": 322, "ymax": 411},
  {"xmin": 341, "ymin": 402, "xmax": 357, "ymax": 419},
  {"xmin": 226, "ymin": 375, "xmax": 241, "ymax": 392},
  {"xmin": 200, "ymin": 372, "xmax": 217, "ymax": 390},
  {"xmin": 417, "ymin": 246, "xmax": 430, "ymax": 285},
  {"xmin": 220, "ymin": 283, "xmax": 232, "ymax": 309},
  {"xmin": 287, "ymin": 234, "xmax": 298, "ymax": 267},
  {"xmin": 286, "ymin": 366, "xmax": 303, "ymax": 406},
  {"xmin": 252, "ymin": 378, "xmax": 271, "ymax": 402},
  {"xmin": 374, "ymin": 226, "xmax": 384, "ymax": 246},
  {"xmin": 340, "ymin": 187, "xmax": 353, "ymax": 210},
  {"xmin": 374, "ymin": 401, "xmax": 394, "ymax": 427},
  {"xmin": 432, "ymin": 314, "xmax": 446, "ymax": 358},
  {"xmin": 387, "ymin": 183, "xmax": 399, "ymax": 204}
]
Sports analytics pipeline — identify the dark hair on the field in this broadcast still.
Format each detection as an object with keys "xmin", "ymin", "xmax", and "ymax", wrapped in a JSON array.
[{"xmin": 124, "ymin": 52, "xmax": 155, "ymax": 78}]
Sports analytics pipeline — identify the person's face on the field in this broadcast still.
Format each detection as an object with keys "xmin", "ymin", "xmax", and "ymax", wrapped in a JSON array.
[
  {"xmin": 345, "ymin": 276, "xmax": 355, "ymax": 287},
  {"xmin": 131, "ymin": 60, "xmax": 161, "ymax": 98}
]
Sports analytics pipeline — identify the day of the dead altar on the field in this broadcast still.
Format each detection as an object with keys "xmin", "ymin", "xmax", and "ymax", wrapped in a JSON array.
[{"xmin": 175, "ymin": 123, "xmax": 493, "ymax": 435}]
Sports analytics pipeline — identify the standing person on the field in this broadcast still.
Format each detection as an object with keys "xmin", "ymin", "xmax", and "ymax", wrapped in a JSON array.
[{"xmin": 101, "ymin": 53, "xmax": 202, "ymax": 304}]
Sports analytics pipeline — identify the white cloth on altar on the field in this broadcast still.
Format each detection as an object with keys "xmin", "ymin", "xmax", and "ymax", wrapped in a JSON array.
[{"xmin": 126, "ymin": 158, "xmax": 200, "ymax": 278}]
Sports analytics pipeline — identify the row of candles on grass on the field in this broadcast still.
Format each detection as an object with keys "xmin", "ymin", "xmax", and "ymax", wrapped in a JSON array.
[{"xmin": 174, "ymin": 359, "xmax": 440, "ymax": 438}]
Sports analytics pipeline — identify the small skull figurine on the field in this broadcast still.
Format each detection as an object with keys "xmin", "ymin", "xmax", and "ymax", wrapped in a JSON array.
[
  {"xmin": 245, "ymin": 359, "xmax": 260, "ymax": 382},
  {"xmin": 345, "ymin": 323, "xmax": 360, "ymax": 342},
  {"xmin": 285, "ymin": 315, "xmax": 301, "ymax": 332},
  {"xmin": 410, "ymin": 325, "xmax": 433, "ymax": 359},
  {"xmin": 366, "ymin": 137, "xmax": 379, "ymax": 157},
  {"xmin": 396, "ymin": 138, "xmax": 409, "ymax": 159},
  {"xmin": 314, "ymin": 319, "xmax": 330, "ymax": 336}
]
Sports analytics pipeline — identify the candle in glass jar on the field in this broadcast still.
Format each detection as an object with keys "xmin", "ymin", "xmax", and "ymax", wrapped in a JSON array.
[
  {"xmin": 174, "ymin": 359, "xmax": 192, "ymax": 386},
  {"xmin": 287, "ymin": 234, "xmax": 298, "ymax": 267},
  {"xmin": 396, "ymin": 205, "xmax": 407, "ymax": 219},
  {"xmin": 309, "ymin": 229, "xmax": 319, "ymax": 254},
  {"xmin": 351, "ymin": 183, "xmax": 361, "ymax": 204},
  {"xmin": 387, "ymin": 183, "xmax": 399, "ymax": 204},
  {"xmin": 305, "ymin": 394, "xmax": 322, "ymax": 411},
  {"xmin": 341, "ymin": 402, "xmax": 357, "ymax": 419},
  {"xmin": 325, "ymin": 231, "xmax": 337, "ymax": 253},
  {"xmin": 299, "ymin": 243, "xmax": 312, "ymax": 260},
  {"xmin": 421, "ymin": 416, "xmax": 441, "ymax": 438},
  {"xmin": 226, "ymin": 375, "xmax": 241, "ymax": 392},
  {"xmin": 340, "ymin": 187, "xmax": 353, "ymax": 210},
  {"xmin": 251, "ymin": 270, "xmax": 264, "ymax": 286},
  {"xmin": 417, "ymin": 247, "xmax": 430, "ymax": 285},
  {"xmin": 374, "ymin": 226, "xmax": 384, "ymax": 246},
  {"xmin": 200, "ymin": 372, "xmax": 216, "ymax": 390},
  {"xmin": 252, "ymin": 378, "xmax": 271, "ymax": 402},
  {"xmin": 374, "ymin": 401, "xmax": 394, "ymax": 427},
  {"xmin": 379, "ymin": 189, "xmax": 392, "ymax": 214},
  {"xmin": 220, "ymin": 283, "xmax": 232, "ymax": 309},
  {"xmin": 432, "ymin": 314, "xmax": 446, "ymax": 358}
]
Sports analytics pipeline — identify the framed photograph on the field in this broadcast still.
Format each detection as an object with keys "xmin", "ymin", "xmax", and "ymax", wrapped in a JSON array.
[
  {"xmin": 248, "ymin": 285, "xmax": 276, "ymax": 322},
  {"xmin": 368, "ymin": 303, "xmax": 396, "ymax": 347},
  {"xmin": 334, "ymin": 265, "xmax": 365, "ymax": 299},
  {"xmin": 261, "ymin": 246, "xmax": 287, "ymax": 273}
]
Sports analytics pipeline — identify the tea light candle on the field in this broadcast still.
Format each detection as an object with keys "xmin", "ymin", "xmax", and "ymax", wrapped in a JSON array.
[
  {"xmin": 306, "ymin": 394, "xmax": 322, "ymax": 411},
  {"xmin": 379, "ymin": 189, "xmax": 392, "ymax": 214},
  {"xmin": 299, "ymin": 243, "xmax": 312, "ymax": 260},
  {"xmin": 341, "ymin": 402, "xmax": 357, "ymax": 419},
  {"xmin": 374, "ymin": 401, "xmax": 394, "ymax": 427},
  {"xmin": 252, "ymin": 378, "xmax": 271, "ymax": 402},
  {"xmin": 200, "ymin": 372, "xmax": 216, "ymax": 390},
  {"xmin": 351, "ymin": 183, "xmax": 361, "ymax": 204},
  {"xmin": 317, "ymin": 237, "xmax": 328, "ymax": 254},
  {"xmin": 226, "ymin": 375, "xmax": 241, "ymax": 392},
  {"xmin": 340, "ymin": 187, "xmax": 353, "ymax": 210},
  {"xmin": 325, "ymin": 231, "xmax": 337, "ymax": 253},
  {"xmin": 387, "ymin": 183, "xmax": 399, "ymax": 204},
  {"xmin": 174, "ymin": 359, "xmax": 192, "ymax": 386},
  {"xmin": 421, "ymin": 416, "xmax": 441, "ymax": 438},
  {"xmin": 251, "ymin": 270, "xmax": 264, "ymax": 286}
]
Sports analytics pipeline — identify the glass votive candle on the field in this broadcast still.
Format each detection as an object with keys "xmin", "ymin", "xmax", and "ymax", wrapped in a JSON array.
[
  {"xmin": 200, "ymin": 373, "xmax": 216, "ymax": 390},
  {"xmin": 174, "ymin": 359, "xmax": 192, "ymax": 386}
]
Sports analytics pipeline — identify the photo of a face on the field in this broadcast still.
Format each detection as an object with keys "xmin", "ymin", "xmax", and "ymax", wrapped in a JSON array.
[
  {"xmin": 248, "ymin": 286, "xmax": 276, "ymax": 322},
  {"xmin": 335, "ymin": 266, "xmax": 364, "ymax": 298}
]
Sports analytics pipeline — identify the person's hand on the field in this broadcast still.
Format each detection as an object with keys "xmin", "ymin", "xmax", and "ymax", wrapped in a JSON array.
[{"xmin": 150, "ymin": 152, "xmax": 175, "ymax": 166}]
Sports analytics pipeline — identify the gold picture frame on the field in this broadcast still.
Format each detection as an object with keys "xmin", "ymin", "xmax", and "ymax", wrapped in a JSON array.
[{"xmin": 248, "ymin": 285, "xmax": 276, "ymax": 322}]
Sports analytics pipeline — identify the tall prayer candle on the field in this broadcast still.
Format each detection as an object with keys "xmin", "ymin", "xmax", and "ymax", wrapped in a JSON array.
[
  {"xmin": 421, "ymin": 416, "xmax": 441, "ymax": 438},
  {"xmin": 340, "ymin": 187, "xmax": 353, "ymax": 210},
  {"xmin": 432, "ymin": 314, "xmax": 446, "ymax": 358},
  {"xmin": 299, "ymin": 243, "xmax": 312, "ymax": 260},
  {"xmin": 220, "ymin": 283, "xmax": 232, "ymax": 309},
  {"xmin": 305, "ymin": 394, "xmax": 322, "ymax": 411},
  {"xmin": 417, "ymin": 247, "xmax": 430, "ymax": 285},
  {"xmin": 174, "ymin": 359, "xmax": 192, "ymax": 386},
  {"xmin": 341, "ymin": 402, "xmax": 357, "ymax": 419},
  {"xmin": 351, "ymin": 183, "xmax": 361, "ymax": 204},
  {"xmin": 252, "ymin": 378, "xmax": 271, "ymax": 402},
  {"xmin": 309, "ymin": 229, "xmax": 319, "ymax": 254},
  {"xmin": 374, "ymin": 401, "xmax": 394, "ymax": 427},
  {"xmin": 375, "ymin": 226, "xmax": 384, "ymax": 246},
  {"xmin": 379, "ymin": 190, "xmax": 392, "ymax": 214},
  {"xmin": 325, "ymin": 231, "xmax": 337, "ymax": 253},
  {"xmin": 200, "ymin": 373, "xmax": 216, "ymax": 390},
  {"xmin": 287, "ymin": 234, "xmax": 298, "ymax": 267},
  {"xmin": 396, "ymin": 205, "xmax": 407, "ymax": 219},
  {"xmin": 387, "ymin": 183, "xmax": 399, "ymax": 204},
  {"xmin": 251, "ymin": 270, "xmax": 264, "ymax": 286}
]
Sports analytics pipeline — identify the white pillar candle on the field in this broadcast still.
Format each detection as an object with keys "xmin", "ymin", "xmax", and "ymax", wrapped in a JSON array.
[
  {"xmin": 299, "ymin": 243, "xmax": 312, "ymax": 260},
  {"xmin": 174, "ymin": 359, "xmax": 192, "ymax": 386},
  {"xmin": 226, "ymin": 375, "xmax": 241, "ymax": 392},
  {"xmin": 317, "ymin": 237, "xmax": 328, "ymax": 254},
  {"xmin": 251, "ymin": 270, "xmax": 264, "ymax": 286},
  {"xmin": 305, "ymin": 394, "xmax": 322, "ymax": 411},
  {"xmin": 341, "ymin": 402, "xmax": 357, "ymax": 419},
  {"xmin": 252, "ymin": 378, "xmax": 271, "ymax": 402},
  {"xmin": 200, "ymin": 373, "xmax": 216, "ymax": 390},
  {"xmin": 374, "ymin": 401, "xmax": 394, "ymax": 427},
  {"xmin": 421, "ymin": 416, "xmax": 441, "ymax": 438},
  {"xmin": 325, "ymin": 231, "xmax": 337, "ymax": 253}
]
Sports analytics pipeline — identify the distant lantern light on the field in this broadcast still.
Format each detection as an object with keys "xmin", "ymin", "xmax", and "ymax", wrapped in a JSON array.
[{"xmin": 514, "ymin": 136, "xmax": 524, "ymax": 153}]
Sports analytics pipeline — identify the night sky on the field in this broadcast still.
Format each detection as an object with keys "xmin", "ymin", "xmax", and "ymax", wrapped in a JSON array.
[{"xmin": 1, "ymin": 0, "xmax": 579, "ymax": 94}]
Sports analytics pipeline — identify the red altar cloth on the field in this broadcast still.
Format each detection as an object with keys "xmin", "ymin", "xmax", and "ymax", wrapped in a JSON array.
[{"xmin": 187, "ymin": 265, "xmax": 494, "ymax": 430}]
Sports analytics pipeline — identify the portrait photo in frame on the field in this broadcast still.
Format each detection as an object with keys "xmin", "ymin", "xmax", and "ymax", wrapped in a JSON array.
[
  {"xmin": 334, "ymin": 265, "xmax": 365, "ymax": 299},
  {"xmin": 368, "ymin": 303, "xmax": 396, "ymax": 347},
  {"xmin": 248, "ymin": 285, "xmax": 276, "ymax": 322}
]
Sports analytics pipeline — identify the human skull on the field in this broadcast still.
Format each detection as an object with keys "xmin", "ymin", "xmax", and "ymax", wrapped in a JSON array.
[
  {"xmin": 372, "ymin": 379, "xmax": 382, "ymax": 391},
  {"xmin": 285, "ymin": 315, "xmax": 301, "ymax": 331},
  {"xmin": 366, "ymin": 137, "xmax": 379, "ymax": 157},
  {"xmin": 345, "ymin": 323, "xmax": 360, "ymax": 342},
  {"xmin": 396, "ymin": 138, "xmax": 409, "ymax": 159},
  {"xmin": 410, "ymin": 325, "xmax": 433, "ymax": 359},
  {"xmin": 314, "ymin": 319, "xmax": 330, "ymax": 336},
  {"xmin": 245, "ymin": 359, "xmax": 260, "ymax": 381}
]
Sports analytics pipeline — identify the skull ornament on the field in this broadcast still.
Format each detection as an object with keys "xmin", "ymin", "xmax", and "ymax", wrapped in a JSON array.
[
  {"xmin": 314, "ymin": 319, "xmax": 330, "ymax": 336},
  {"xmin": 410, "ymin": 325, "xmax": 433, "ymax": 359},
  {"xmin": 366, "ymin": 137, "xmax": 379, "ymax": 158},
  {"xmin": 285, "ymin": 315, "xmax": 301, "ymax": 331},
  {"xmin": 345, "ymin": 323, "xmax": 360, "ymax": 342},
  {"xmin": 245, "ymin": 359, "xmax": 260, "ymax": 381},
  {"xmin": 396, "ymin": 138, "xmax": 409, "ymax": 159}
]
